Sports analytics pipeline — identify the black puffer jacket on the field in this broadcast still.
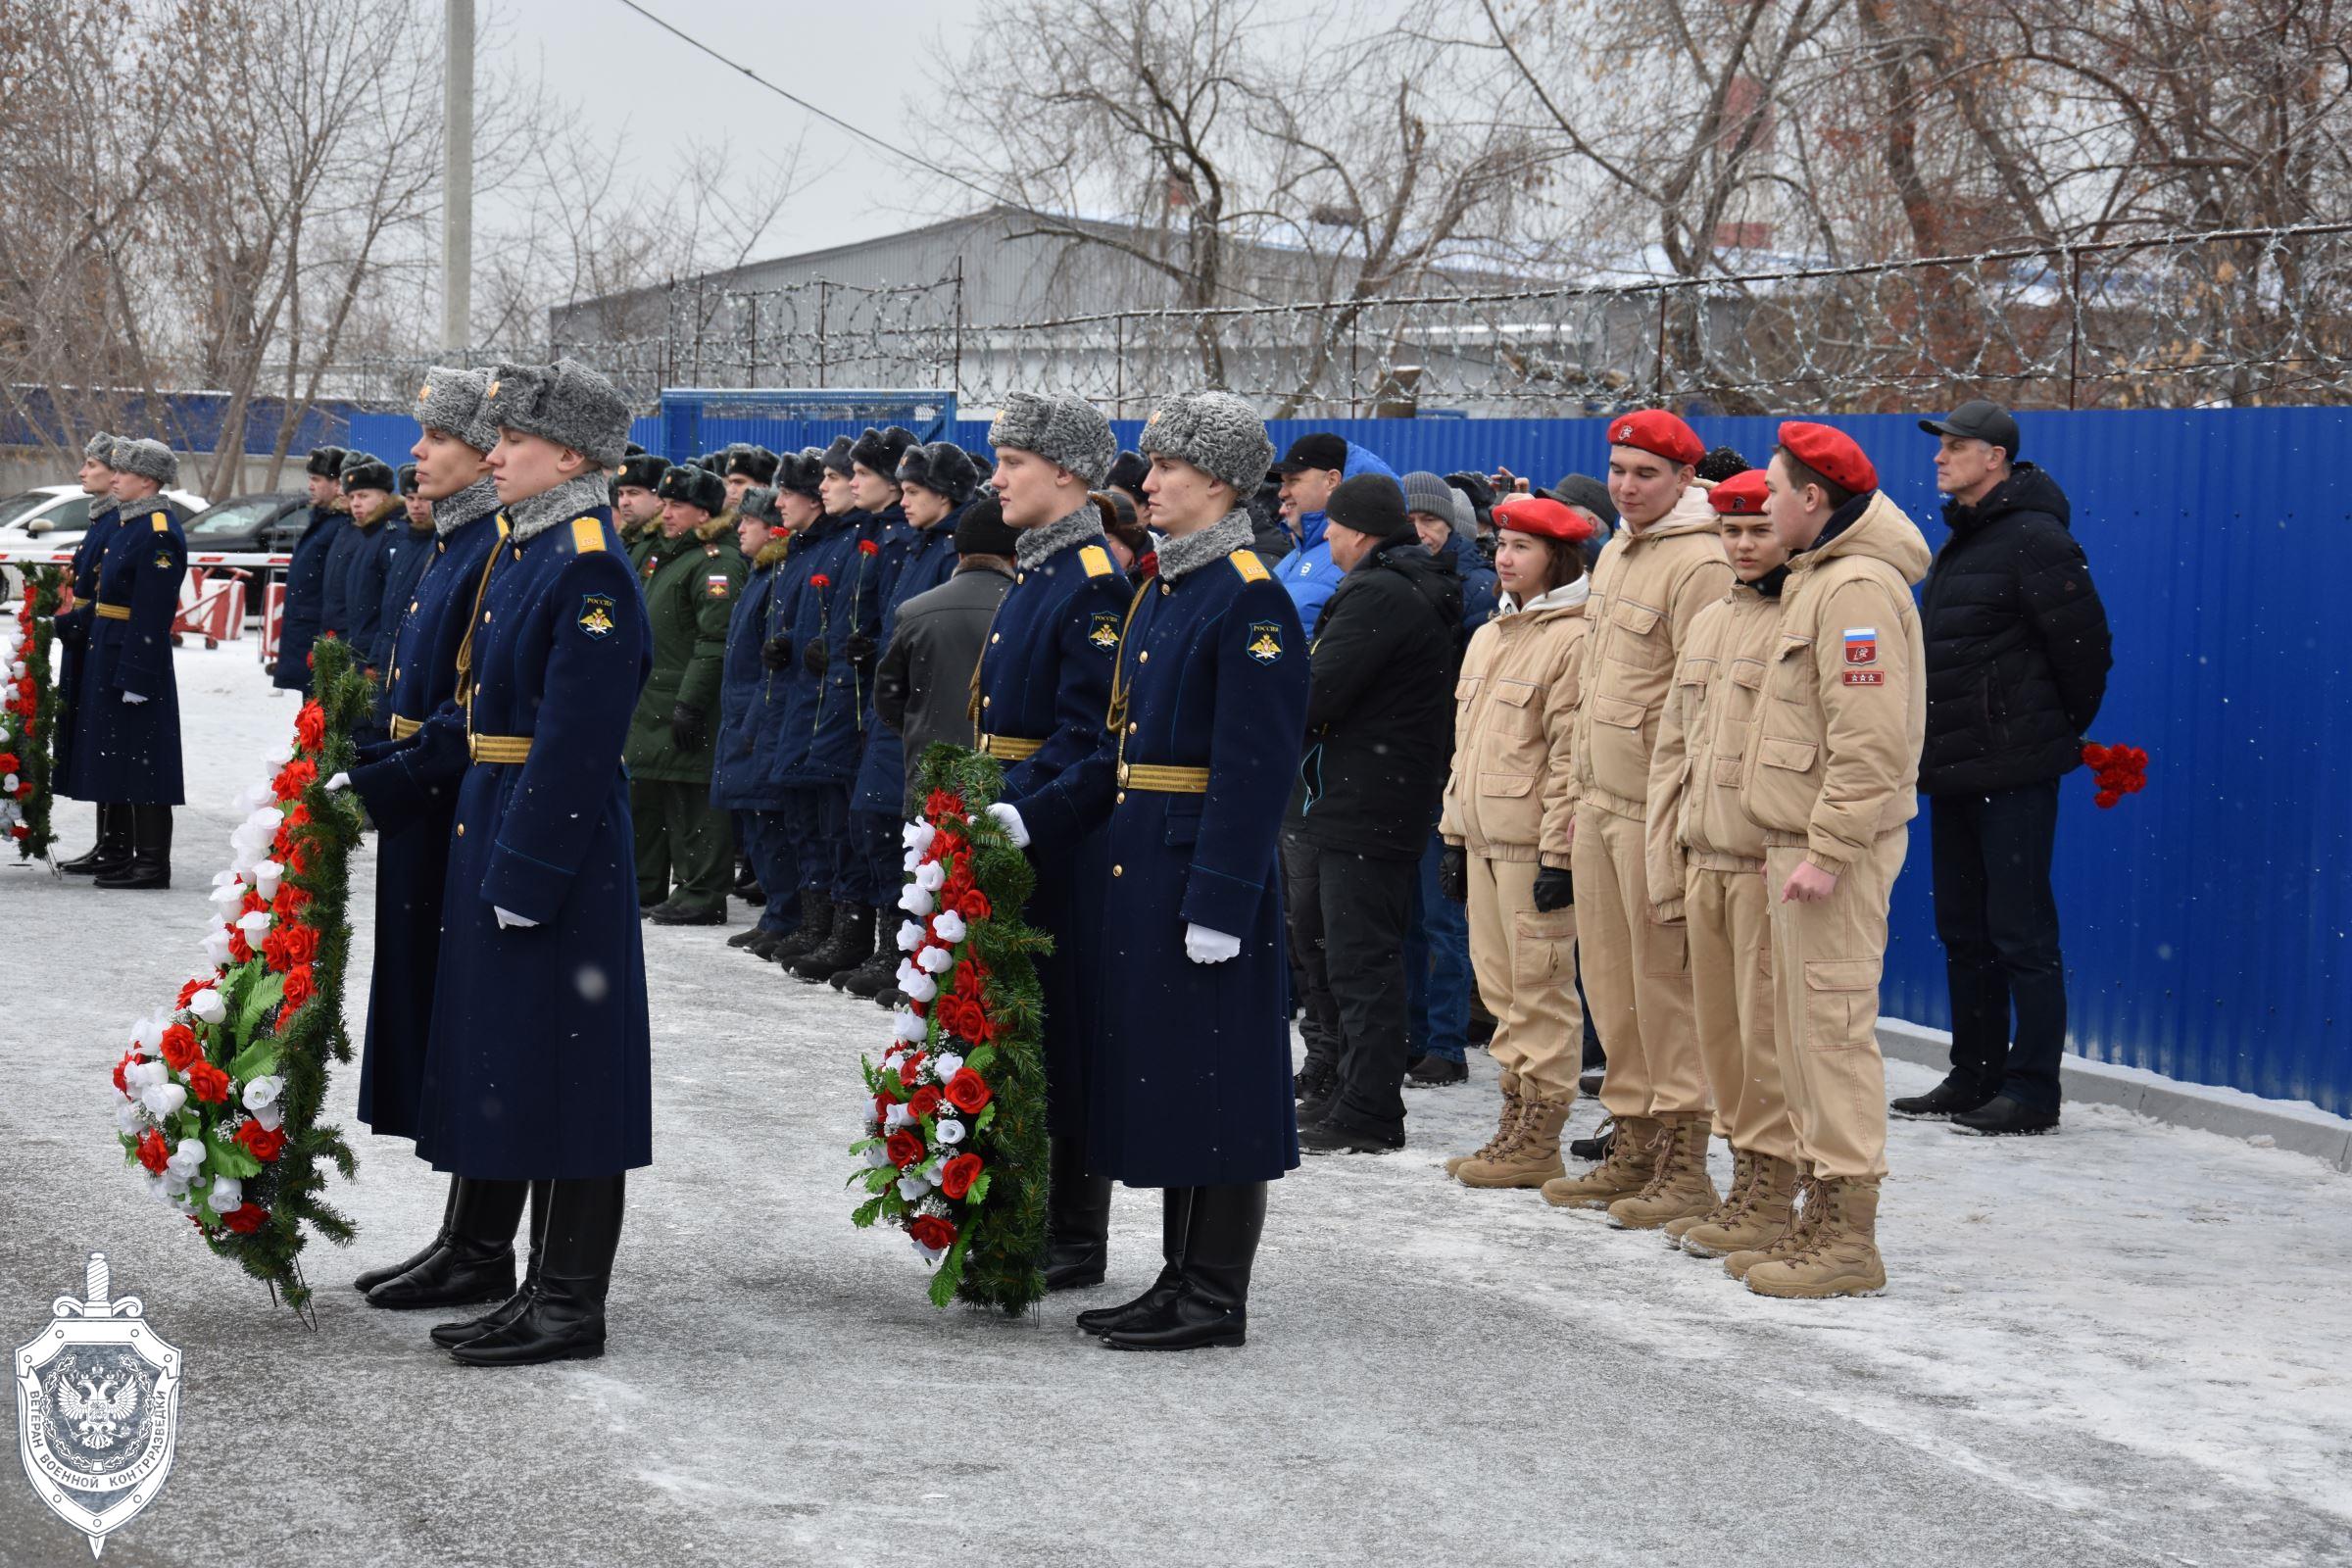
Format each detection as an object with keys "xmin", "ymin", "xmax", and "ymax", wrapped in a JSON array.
[
  {"xmin": 1919, "ymin": 463, "xmax": 2112, "ymax": 796},
  {"xmin": 1288, "ymin": 537, "xmax": 1464, "ymax": 858}
]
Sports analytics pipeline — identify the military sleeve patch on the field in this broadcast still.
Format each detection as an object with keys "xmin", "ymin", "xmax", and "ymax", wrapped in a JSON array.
[
  {"xmin": 153, "ymin": 551, "xmax": 172, "ymax": 569},
  {"xmin": 577, "ymin": 593, "xmax": 617, "ymax": 639},
  {"xmin": 1247, "ymin": 620, "xmax": 1285, "ymax": 664},
  {"xmin": 705, "ymin": 573, "xmax": 732, "ymax": 600},
  {"xmin": 1087, "ymin": 610, "xmax": 1120, "ymax": 652},
  {"xmin": 1842, "ymin": 627, "xmax": 1878, "ymax": 664}
]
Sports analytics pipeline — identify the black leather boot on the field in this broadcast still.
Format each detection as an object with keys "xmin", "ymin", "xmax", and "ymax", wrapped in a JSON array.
[
  {"xmin": 59, "ymin": 804, "xmax": 132, "ymax": 876},
  {"xmin": 768, "ymin": 889, "xmax": 833, "ymax": 963},
  {"xmin": 449, "ymin": 1174, "xmax": 624, "ymax": 1366},
  {"xmin": 1077, "ymin": 1188, "xmax": 1193, "ymax": 1337},
  {"xmin": 94, "ymin": 805, "xmax": 172, "ymax": 889},
  {"xmin": 1101, "ymin": 1181, "xmax": 1263, "ymax": 1351},
  {"xmin": 790, "ymin": 902, "xmax": 870, "ymax": 982},
  {"xmin": 835, "ymin": 914, "xmax": 901, "ymax": 995},
  {"xmin": 363, "ymin": 1177, "xmax": 525, "ymax": 1309},
  {"xmin": 432, "ymin": 1180, "xmax": 550, "ymax": 1348},
  {"xmin": 354, "ymin": 1176, "xmax": 459, "ymax": 1294},
  {"xmin": 1044, "ymin": 1135, "xmax": 1112, "ymax": 1292}
]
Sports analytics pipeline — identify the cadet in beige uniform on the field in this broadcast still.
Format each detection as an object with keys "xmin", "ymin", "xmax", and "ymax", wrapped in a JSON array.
[
  {"xmin": 1545, "ymin": 411, "xmax": 1733, "ymax": 1221},
  {"xmin": 1728, "ymin": 422, "xmax": 1929, "ymax": 1299},
  {"xmin": 1437, "ymin": 495, "xmax": 1597, "ymax": 1189},
  {"xmin": 1643, "ymin": 467, "xmax": 1799, "ymax": 1255}
]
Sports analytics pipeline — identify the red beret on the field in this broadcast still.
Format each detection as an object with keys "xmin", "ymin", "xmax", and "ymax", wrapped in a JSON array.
[
  {"xmin": 1493, "ymin": 495, "xmax": 1597, "ymax": 543},
  {"xmin": 1776, "ymin": 421, "xmax": 1878, "ymax": 495},
  {"xmin": 1709, "ymin": 468, "xmax": 1770, "ymax": 515},
  {"xmin": 1604, "ymin": 409, "xmax": 1704, "ymax": 467}
]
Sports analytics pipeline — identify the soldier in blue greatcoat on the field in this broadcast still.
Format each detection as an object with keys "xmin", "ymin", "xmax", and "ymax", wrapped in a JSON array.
[
  {"xmin": 997, "ymin": 391, "xmax": 1306, "ymax": 1351},
  {"xmin": 969, "ymin": 391, "xmax": 1131, "ymax": 1291},
  {"xmin": 55, "ymin": 433, "xmax": 127, "ymax": 873},
  {"xmin": 272, "ymin": 447, "xmax": 350, "ymax": 695},
  {"xmin": 366, "ymin": 463, "xmax": 440, "ymax": 728},
  {"xmin": 53, "ymin": 437, "xmax": 188, "ymax": 891},
  {"xmin": 321, "ymin": 450, "xmax": 394, "ymax": 656},
  {"xmin": 711, "ymin": 479, "xmax": 809, "ymax": 961},
  {"xmin": 339, "ymin": 359, "xmax": 650, "ymax": 1367},
  {"xmin": 341, "ymin": 368, "xmax": 519, "ymax": 1314}
]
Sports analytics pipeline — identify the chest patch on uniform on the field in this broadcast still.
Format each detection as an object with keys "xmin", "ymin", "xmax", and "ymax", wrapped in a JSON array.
[
  {"xmin": 153, "ymin": 551, "xmax": 172, "ymax": 569},
  {"xmin": 1842, "ymin": 628, "xmax": 1878, "ymax": 664},
  {"xmin": 706, "ymin": 573, "xmax": 732, "ymax": 600},
  {"xmin": 578, "ymin": 593, "xmax": 617, "ymax": 639},
  {"xmin": 1087, "ymin": 611, "xmax": 1120, "ymax": 651},
  {"xmin": 1247, "ymin": 620, "xmax": 1285, "ymax": 664},
  {"xmin": 1843, "ymin": 669, "xmax": 1885, "ymax": 686}
]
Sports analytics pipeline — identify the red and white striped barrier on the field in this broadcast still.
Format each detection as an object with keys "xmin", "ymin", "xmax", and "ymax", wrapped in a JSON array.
[{"xmin": 0, "ymin": 551, "xmax": 293, "ymax": 567}]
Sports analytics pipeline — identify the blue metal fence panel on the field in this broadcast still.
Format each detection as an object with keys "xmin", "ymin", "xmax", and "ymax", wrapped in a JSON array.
[{"xmin": 7, "ymin": 388, "xmax": 364, "ymax": 459}]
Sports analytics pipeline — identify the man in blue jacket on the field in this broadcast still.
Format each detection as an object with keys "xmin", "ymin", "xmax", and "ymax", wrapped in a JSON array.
[
  {"xmin": 272, "ymin": 447, "xmax": 349, "ymax": 694},
  {"xmin": 1273, "ymin": 431, "xmax": 1397, "ymax": 635}
]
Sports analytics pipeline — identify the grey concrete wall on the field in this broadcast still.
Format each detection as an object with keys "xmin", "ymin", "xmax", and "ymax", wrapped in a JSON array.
[{"xmin": 0, "ymin": 447, "xmax": 301, "ymax": 502}]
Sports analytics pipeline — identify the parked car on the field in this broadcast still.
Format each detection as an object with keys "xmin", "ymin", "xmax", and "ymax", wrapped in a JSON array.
[{"xmin": 0, "ymin": 483, "xmax": 209, "ymax": 599}]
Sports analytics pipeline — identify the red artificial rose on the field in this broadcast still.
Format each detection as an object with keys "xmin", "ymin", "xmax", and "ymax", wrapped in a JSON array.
[
  {"xmin": 898, "ymin": 1051, "xmax": 925, "ymax": 1089},
  {"xmin": 135, "ymin": 1130, "xmax": 170, "ymax": 1174},
  {"xmin": 234, "ymin": 1119, "xmax": 286, "ymax": 1161},
  {"xmin": 952, "ymin": 958, "xmax": 989, "ymax": 998},
  {"xmin": 0, "ymin": 751, "xmax": 18, "ymax": 773},
  {"xmin": 278, "ymin": 924, "xmax": 320, "ymax": 967},
  {"xmin": 186, "ymin": 1060, "xmax": 231, "ymax": 1103},
  {"xmin": 272, "ymin": 884, "xmax": 310, "ymax": 920},
  {"xmin": 906, "ymin": 1213, "xmax": 957, "ymax": 1252},
  {"xmin": 280, "ymin": 963, "xmax": 316, "ymax": 1010},
  {"xmin": 222, "ymin": 1202, "xmax": 268, "ymax": 1234},
  {"xmin": 227, "ymin": 930, "xmax": 255, "ymax": 965},
  {"xmin": 113, "ymin": 1051, "xmax": 137, "ymax": 1095},
  {"xmin": 2082, "ymin": 743, "xmax": 2110, "ymax": 768},
  {"xmin": 907, "ymin": 1084, "xmax": 943, "ymax": 1121},
  {"xmin": 939, "ymin": 1152, "xmax": 983, "ymax": 1200},
  {"xmin": 944, "ymin": 1067, "xmax": 993, "ymax": 1115},
  {"xmin": 885, "ymin": 1128, "xmax": 926, "ymax": 1168},
  {"xmin": 261, "ymin": 930, "xmax": 290, "ymax": 973},
  {"xmin": 272, "ymin": 758, "xmax": 318, "ymax": 803},
  {"xmin": 284, "ymin": 801, "xmax": 311, "ymax": 829},
  {"xmin": 174, "ymin": 977, "xmax": 207, "ymax": 1009},
  {"xmin": 955, "ymin": 888, "xmax": 992, "ymax": 921},
  {"xmin": 858, "ymin": 539, "xmax": 880, "ymax": 557},
  {"xmin": 294, "ymin": 701, "xmax": 327, "ymax": 753},
  {"xmin": 160, "ymin": 1023, "xmax": 200, "ymax": 1072},
  {"xmin": 285, "ymin": 839, "xmax": 314, "ymax": 875},
  {"xmin": 241, "ymin": 888, "xmax": 269, "ymax": 916}
]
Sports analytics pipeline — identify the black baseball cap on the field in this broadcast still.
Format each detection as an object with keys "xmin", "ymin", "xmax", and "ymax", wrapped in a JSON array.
[
  {"xmin": 1919, "ymin": 399, "xmax": 2020, "ymax": 459},
  {"xmin": 1276, "ymin": 432, "xmax": 1349, "ymax": 475}
]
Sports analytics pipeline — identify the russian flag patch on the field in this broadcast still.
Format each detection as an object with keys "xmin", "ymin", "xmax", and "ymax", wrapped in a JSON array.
[{"xmin": 1843, "ymin": 627, "xmax": 1878, "ymax": 664}]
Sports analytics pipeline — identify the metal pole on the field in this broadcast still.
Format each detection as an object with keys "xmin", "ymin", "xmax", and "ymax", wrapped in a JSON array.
[
  {"xmin": 952, "ymin": 258, "xmax": 964, "ymax": 404},
  {"xmin": 2066, "ymin": 248, "xmax": 2084, "ymax": 411},
  {"xmin": 440, "ymin": 0, "xmax": 473, "ymax": 356},
  {"xmin": 817, "ymin": 280, "xmax": 829, "ymax": 388}
]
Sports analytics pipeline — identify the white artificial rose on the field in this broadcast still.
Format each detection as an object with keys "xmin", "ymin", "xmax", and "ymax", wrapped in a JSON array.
[
  {"xmin": 935, "ymin": 1117, "xmax": 966, "ymax": 1145},
  {"xmin": 162, "ymin": 1171, "xmax": 191, "ymax": 1198},
  {"xmin": 862, "ymin": 1144, "xmax": 892, "ymax": 1169},
  {"xmin": 237, "ymin": 908, "xmax": 271, "ymax": 938},
  {"xmin": 897, "ymin": 918, "xmax": 926, "ymax": 954},
  {"xmin": 133, "ymin": 1014, "xmax": 165, "ymax": 1053},
  {"xmin": 930, "ymin": 909, "xmax": 967, "ymax": 945},
  {"xmin": 905, "ymin": 820, "xmax": 937, "ymax": 855},
  {"xmin": 253, "ymin": 1102, "xmax": 283, "ymax": 1132},
  {"xmin": 254, "ymin": 859, "xmax": 284, "ymax": 899},
  {"xmin": 896, "ymin": 1173, "xmax": 932, "ymax": 1201},
  {"xmin": 910, "ymin": 1235, "xmax": 946, "ymax": 1262},
  {"xmin": 901, "ymin": 971, "xmax": 938, "ymax": 1004},
  {"xmin": 915, "ymin": 945, "xmax": 955, "ymax": 976},
  {"xmin": 262, "ymin": 742, "xmax": 292, "ymax": 768},
  {"xmin": 892, "ymin": 1010, "xmax": 926, "ymax": 1044},
  {"xmin": 113, "ymin": 1101, "xmax": 143, "ymax": 1136},
  {"xmin": 187, "ymin": 989, "xmax": 226, "ymax": 1024},
  {"xmin": 141, "ymin": 1083, "xmax": 186, "ymax": 1119},
  {"xmin": 915, "ymin": 859, "xmax": 947, "ymax": 894},
  {"xmin": 882, "ymin": 1049, "xmax": 906, "ymax": 1073},
  {"xmin": 208, "ymin": 878, "xmax": 247, "ymax": 907},
  {"xmin": 208, "ymin": 1175, "xmax": 242, "ymax": 1213},
  {"xmin": 242, "ymin": 1074, "xmax": 283, "ymax": 1110},
  {"xmin": 932, "ymin": 1052, "xmax": 964, "ymax": 1081},
  {"xmin": 898, "ymin": 883, "xmax": 935, "ymax": 919},
  {"xmin": 200, "ymin": 929, "xmax": 234, "ymax": 967},
  {"xmin": 167, "ymin": 1137, "xmax": 206, "ymax": 1177},
  {"xmin": 883, "ymin": 1102, "xmax": 912, "ymax": 1132}
]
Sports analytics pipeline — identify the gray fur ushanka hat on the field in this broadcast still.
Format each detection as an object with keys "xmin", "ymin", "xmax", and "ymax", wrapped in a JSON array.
[
  {"xmin": 415, "ymin": 366, "xmax": 501, "ymax": 453},
  {"xmin": 988, "ymin": 392, "xmax": 1115, "ymax": 488},
  {"xmin": 482, "ymin": 358, "xmax": 631, "ymax": 467},
  {"xmin": 82, "ymin": 432, "xmax": 117, "ymax": 465},
  {"xmin": 1137, "ymin": 390, "xmax": 1273, "ymax": 495},
  {"xmin": 114, "ymin": 437, "xmax": 178, "ymax": 486}
]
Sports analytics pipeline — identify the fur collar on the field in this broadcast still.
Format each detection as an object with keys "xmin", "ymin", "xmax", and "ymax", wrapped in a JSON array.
[
  {"xmin": 699, "ymin": 510, "xmax": 737, "ymax": 544},
  {"xmin": 754, "ymin": 537, "xmax": 792, "ymax": 569},
  {"xmin": 508, "ymin": 472, "xmax": 611, "ymax": 544},
  {"xmin": 433, "ymin": 473, "xmax": 501, "ymax": 538},
  {"xmin": 1014, "ymin": 502, "xmax": 1105, "ymax": 569},
  {"xmin": 351, "ymin": 497, "xmax": 398, "ymax": 530},
  {"xmin": 1156, "ymin": 509, "xmax": 1253, "ymax": 583}
]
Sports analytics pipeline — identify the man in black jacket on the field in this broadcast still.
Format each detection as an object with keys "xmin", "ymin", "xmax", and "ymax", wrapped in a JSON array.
[
  {"xmin": 1899, "ymin": 401, "xmax": 2112, "ymax": 1135},
  {"xmin": 1287, "ymin": 473, "xmax": 1464, "ymax": 1153}
]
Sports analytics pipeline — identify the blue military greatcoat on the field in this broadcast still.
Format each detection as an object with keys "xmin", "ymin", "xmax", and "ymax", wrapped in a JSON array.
[
  {"xmin": 321, "ymin": 505, "xmax": 386, "ymax": 650},
  {"xmin": 710, "ymin": 543, "xmax": 798, "ymax": 812},
  {"xmin": 53, "ymin": 500, "xmax": 120, "ymax": 801},
  {"xmin": 58, "ymin": 500, "xmax": 186, "ymax": 806},
  {"xmin": 1012, "ymin": 531, "xmax": 1308, "ymax": 1187},
  {"xmin": 347, "ymin": 498, "xmax": 506, "ymax": 1140},
  {"xmin": 354, "ymin": 489, "xmax": 650, "ymax": 1180},
  {"xmin": 851, "ymin": 513, "xmax": 959, "ymax": 815},
  {"xmin": 972, "ymin": 516, "xmax": 1132, "ymax": 1141},
  {"xmin": 273, "ymin": 504, "xmax": 344, "ymax": 694},
  {"xmin": 771, "ymin": 510, "xmax": 868, "ymax": 785},
  {"xmin": 368, "ymin": 517, "xmax": 439, "ymax": 718}
]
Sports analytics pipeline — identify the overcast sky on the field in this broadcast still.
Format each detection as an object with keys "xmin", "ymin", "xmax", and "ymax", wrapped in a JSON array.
[{"xmin": 486, "ymin": 0, "xmax": 979, "ymax": 259}]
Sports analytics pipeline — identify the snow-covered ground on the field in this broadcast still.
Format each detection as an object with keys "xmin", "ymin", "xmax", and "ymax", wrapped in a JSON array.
[{"xmin": 3, "ymin": 643, "xmax": 2348, "ymax": 1567}]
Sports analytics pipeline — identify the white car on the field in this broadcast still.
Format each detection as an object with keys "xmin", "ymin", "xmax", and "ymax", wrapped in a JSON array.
[{"xmin": 0, "ymin": 483, "xmax": 211, "ymax": 597}]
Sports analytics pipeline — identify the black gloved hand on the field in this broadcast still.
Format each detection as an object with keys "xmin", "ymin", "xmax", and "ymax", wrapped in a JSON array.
[
  {"xmin": 801, "ymin": 637, "xmax": 829, "ymax": 676},
  {"xmin": 844, "ymin": 630, "xmax": 877, "ymax": 665},
  {"xmin": 669, "ymin": 703, "xmax": 708, "ymax": 753},
  {"xmin": 1439, "ymin": 845, "xmax": 1468, "ymax": 904},
  {"xmin": 761, "ymin": 634, "xmax": 793, "ymax": 671},
  {"xmin": 1533, "ymin": 866, "xmax": 1575, "ymax": 912}
]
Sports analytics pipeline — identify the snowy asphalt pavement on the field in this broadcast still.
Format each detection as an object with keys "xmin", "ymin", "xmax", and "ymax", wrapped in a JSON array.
[{"xmin": 3, "ymin": 645, "xmax": 2348, "ymax": 1568}]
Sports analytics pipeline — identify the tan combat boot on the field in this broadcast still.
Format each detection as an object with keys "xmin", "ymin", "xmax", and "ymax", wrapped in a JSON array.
[
  {"xmin": 1666, "ymin": 1148, "xmax": 1752, "ymax": 1248},
  {"xmin": 1457, "ymin": 1097, "xmax": 1573, "ymax": 1188},
  {"xmin": 1604, "ymin": 1112, "xmax": 1719, "ymax": 1230},
  {"xmin": 1681, "ymin": 1152, "xmax": 1799, "ymax": 1259},
  {"xmin": 1745, "ymin": 1178, "xmax": 1886, "ymax": 1298},
  {"xmin": 1723, "ymin": 1166, "xmax": 1819, "ymax": 1281},
  {"xmin": 1540, "ymin": 1115, "xmax": 1659, "ymax": 1209},
  {"xmin": 1445, "ymin": 1072, "xmax": 1524, "ymax": 1177}
]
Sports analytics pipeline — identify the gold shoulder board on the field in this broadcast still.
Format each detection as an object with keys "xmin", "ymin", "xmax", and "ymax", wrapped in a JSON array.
[
  {"xmin": 569, "ymin": 516, "xmax": 605, "ymax": 554},
  {"xmin": 1079, "ymin": 544, "xmax": 1113, "ymax": 578},
  {"xmin": 1230, "ymin": 550, "xmax": 1269, "ymax": 584},
  {"xmin": 150, "ymin": 512, "xmax": 170, "ymax": 532}
]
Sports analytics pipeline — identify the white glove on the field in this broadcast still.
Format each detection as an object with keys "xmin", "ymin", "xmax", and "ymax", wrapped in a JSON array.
[
  {"xmin": 494, "ymin": 906, "xmax": 539, "ymax": 930},
  {"xmin": 324, "ymin": 772, "xmax": 351, "ymax": 793},
  {"xmin": 986, "ymin": 802, "xmax": 1029, "ymax": 849},
  {"xmin": 121, "ymin": 691, "xmax": 147, "ymax": 705},
  {"xmin": 1185, "ymin": 923, "xmax": 1242, "ymax": 964}
]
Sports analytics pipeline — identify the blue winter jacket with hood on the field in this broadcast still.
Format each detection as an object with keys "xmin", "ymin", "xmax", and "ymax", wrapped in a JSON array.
[{"xmin": 1279, "ymin": 440, "xmax": 1396, "ymax": 636}]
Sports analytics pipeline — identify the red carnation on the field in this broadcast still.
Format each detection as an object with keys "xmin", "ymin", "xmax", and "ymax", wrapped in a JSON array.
[
  {"xmin": 186, "ymin": 1060, "xmax": 231, "ymax": 1103},
  {"xmin": 281, "ymin": 964, "xmax": 316, "ymax": 1010},
  {"xmin": 885, "ymin": 1128, "xmax": 926, "ymax": 1168},
  {"xmin": 221, "ymin": 1202, "xmax": 269, "ymax": 1234},
  {"xmin": 294, "ymin": 701, "xmax": 327, "ymax": 753},
  {"xmin": 858, "ymin": 539, "xmax": 880, "ymax": 557},
  {"xmin": 2094, "ymin": 789, "xmax": 2122, "ymax": 809},
  {"xmin": 924, "ymin": 789, "xmax": 966, "ymax": 821},
  {"xmin": 135, "ymin": 1130, "xmax": 170, "ymax": 1174},
  {"xmin": 810, "ymin": 573, "xmax": 831, "ymax": 589},
  {"xmin": 944, "ymin": 1067, "xmax": 993, "ymax": 1115},
  {"xmin": 907, "ymin": 1084, "xmax": 943, "ymax": 1121},
  {"xmin": 906, "ymin": 1213, "xmax": 958, "ymax": 1252},
  {"xmin": 2124, "ymin": 773, "xmax": 2145, "ymax": 793},
  {"xmin": 160, "ymin": 1023, "xmax": 200, "ymax": 1072},
  {"xmin": 939, "ymin": 1152, "xmax": 983, "ymax": 1200},
  {"xmin": 272, "ymin": 758, "xmax": 318, "ymax": 803},
  {"xmin": 234, "ymin": 1119, "xmax": 286, "ymax": 1162},
  {"xmin": 2081, "ymin": 743, "xmax": 2110, "ymax": 768}
]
